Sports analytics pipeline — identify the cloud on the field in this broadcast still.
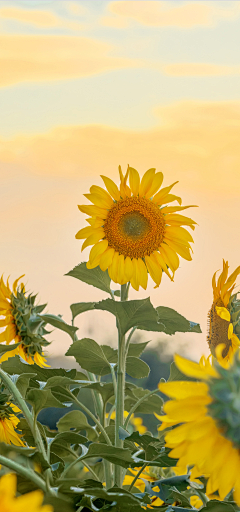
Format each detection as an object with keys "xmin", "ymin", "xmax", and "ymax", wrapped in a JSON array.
[
  {"xmin": 0, "ymin": 35, "xmax": 139, "ymax": 87},
  {"xmin": 163, "ymin": 62, "xmax": 240, "ymax": 76},
  {"xmin": 62, "ymin": 2, "xmax": 87, "ymax": 16},
  {"xmin": 103, "ymin": 1, "xmax": 240, "ymax": 28},
  {"xmin": 1, "ymin": 100, "xmax": 240, "ymax": 195},
  {"xmin": 0, "ymin": 5, "xmax": 87, "ymax": 31}
]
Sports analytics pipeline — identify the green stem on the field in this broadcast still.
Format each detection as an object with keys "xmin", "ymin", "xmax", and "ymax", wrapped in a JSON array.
[
  {"xmin": 114, "ymin": 283, "xmax": 129, "ymax": 487},
  {"xmin": 69, "ymin": 391, "xmax": 112, "ymax": 446},
  {"xmin": 0, "ymin": 455, "xmax": 50, "ymax": 493},
  {"xmin": 0, "ymin": 368, "xmax": 48, "ymax": 464},
  {"xmin": 106, "ymin": 404, "xmax": 115, "ymax": 426},
  {"xmin": 125, "ymin": 326, "xmax": 137, "ymax": 357},
  {"xmin": 196, "ymin": 490, "xmax": 209, "ymax": 505},
  {"xmin": 110, "ymin": 364, "xmax": 117, "ymax": 397},
  {"xmin": 123, "ymin": 388, "xmax": 159, "ymax": 430},
  {"xmin": 127, "ymin": 462, "xmax": 149, "ymax": 492}
]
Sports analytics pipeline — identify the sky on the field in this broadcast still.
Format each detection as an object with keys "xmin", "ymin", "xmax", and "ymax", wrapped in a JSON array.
[{"xmin": 1, "ymin": 0, "xmax": 240, "ymax": 362}]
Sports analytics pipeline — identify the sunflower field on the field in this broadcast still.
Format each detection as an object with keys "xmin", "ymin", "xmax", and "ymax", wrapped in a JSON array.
[{"xmin": 0, "ymin": 166, "xmax": 240, "ymax": 512}]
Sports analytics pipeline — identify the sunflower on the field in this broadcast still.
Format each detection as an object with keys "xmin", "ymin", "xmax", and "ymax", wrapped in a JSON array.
[
  {"xmin": 76, "ymin": 166, "xmax": 197, "ymax": 290},
  {"xmin": 208, "ymin": 260, "xmax": 240, "ymax": 365},
  {"xmin": 0, "ymin": 400, "xmax": 24, "ymax": 446},
  {"xmin": 0, "ymin": 275, "xmax": 49, "ymax": 367},
  {"xmin": 0, "ymin": 473, "xmax": 53, "ymax": 512},
  {"xmin": 158, "ymin": 352, "xmax": 240, "ymax": 504}
]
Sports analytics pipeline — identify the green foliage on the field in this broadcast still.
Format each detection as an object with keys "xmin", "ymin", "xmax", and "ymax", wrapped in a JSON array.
[
  {"xmin": 95, "ymin": 298, "xmax": 158, "ymax": 335},
  {"xmin": 66, "ymin": 262, "xmax": 112, "ymax": 295},
  {"xmin": 40, "ymin": 313, "xmax": 78, "ymax": 341}
]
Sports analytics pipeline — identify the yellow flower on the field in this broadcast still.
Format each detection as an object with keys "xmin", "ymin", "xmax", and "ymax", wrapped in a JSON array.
[
  {"xmin": 123, "ymin": 468, "xmax": 165, "ymax": 507},
  {"xmin": 0, "ymin": 403, "xmax": 24, "ymax": 447},
  {"xmin": 76, "ymin": 166, "xmax": 197, "ymax": 290},
  {"xmin": 158, "ymin": 353, "xmax": 240, "ymax": 504},
  {"xmin": 0, "ymin": 473, "xmax": 53, "ymax": 512},
  {"xmin": 207, "ymin": 260, "xmax": 240, "ymax": 365},
  {"xmin": 0, "ymin": 275, "xmax": 49, "ymax": 367}
]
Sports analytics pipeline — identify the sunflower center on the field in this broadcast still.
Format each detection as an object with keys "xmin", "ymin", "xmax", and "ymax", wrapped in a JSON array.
[
  {"xmin": 103, "ymin": 196, "xmax": 166, "ymax": 259},
  {"xmin": 207, "ymin": 297, "xmax": 231, "ymax": 359}
]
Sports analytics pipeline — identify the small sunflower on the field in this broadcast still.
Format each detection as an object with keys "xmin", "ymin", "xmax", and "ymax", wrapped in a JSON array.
[
  {"xmin": 0, "ymin": 473, "xmax": 53, "ymax": 512},
  {"xmin": 0, "ymin": 275, "xmax": 50, "ymax": 367},
  {"xmin": 0, "ymin": 397, "xmax": 24, "ymax": 446},
  {"xmin": 208, "ymin": 260, "xmax": 240, "ymax": 365},
  {"xmin": 76, "ymin": 166, "xmax": 197, "ymax": 290},
  {"xmin": 158, "ymin": 352, "xmax": 240, "ymax": 504}
]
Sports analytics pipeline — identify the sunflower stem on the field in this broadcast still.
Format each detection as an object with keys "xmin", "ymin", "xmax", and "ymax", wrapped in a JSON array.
[
  {"xmin": 123, "ymin": 388, "xmax": 159, "ymax": 430},
  {"xmin": 0, "ymin": 455, "xmax": 53, "ymax": 494},
  {"xmin": 114, "ymin": 283, "xmax": 129, "ymax": 487}
]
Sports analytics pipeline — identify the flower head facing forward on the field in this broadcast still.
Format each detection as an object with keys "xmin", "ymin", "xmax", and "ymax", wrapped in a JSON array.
[
  {"xmin": 0, "ymin": 275, "xmax": 50, "ymax": 367},
  {"xmin": 208, "ymin": 260, "xmax": 240, "ymax": 364},
  {"xmin": 77, "ymin": 166, "xmax": 197, "ymax": 290},
  {"xmin": 158, "ymin": 352, "xmax": 240, "ymax": 504},
  {"xmin": 0, "ymin": 473, "xmax": 53, "ymax": 512}
]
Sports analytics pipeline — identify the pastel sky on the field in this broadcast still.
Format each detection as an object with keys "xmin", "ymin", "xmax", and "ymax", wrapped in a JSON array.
[{"xmin": 1, "ymin": 1, "xmax": 240, "ymax": 361}]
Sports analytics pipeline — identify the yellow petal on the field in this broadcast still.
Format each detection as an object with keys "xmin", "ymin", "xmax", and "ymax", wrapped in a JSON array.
[
  {"xmin": 145, "ymin": 171, "xmax": 163, "ymax": 198},
  {"xmin": 145, "ymin": 254, "xmax": 162, "ymax": 287},
  {"xmin": 158, "ymin": 193, "xmax": 182, "ymax": 205},
  {"xmin": 174, "ymin": 354, "xmax": 218, "ymax": 380},
  {"xmin": 78, "ymin": 204, "xmax": 108, "ymax": 218},
  {"xmin": 164, "ymin": 239, "xmax": 192, "ymax": 261},
  {"xmin": 159, "ymin": 244, "xmax": 179, "ymax": 272},
  {"xmin": 0, "ymin": 276, "xmax": 11, "ymax": 299},
  {"xmin": 215, "ymin": 306, "xmax": 231, "ymax": 322},
  {"xmin": 165, "ymin": 213, "xmax": 197, "ymax": 229},
  {"xmin": 124, "ymin": 257, "xmax": 133, "ymax": 281},
  {"xmin": 130, "ymin": 258, "xmax": 140, "ymax": 291},
  {"xmin": 129, "ymin": 167, "xmax": 140, "ymax": 196},
  {"xmin": 154, "ymin": 251, "xmax": 174, "ymax": 280},
  {"xmin": 139, "ymin": 168, "xmax": 156, "ymax": 197},
  {"xmin": 84, "ymin": 193, "xmax": 113, "ymax": 209},
  {"xmin": 12, "ymin": 274, "xmax": 25, "ymax": 295},
  {"xmin": 75, "ymin": 226, "xmax": 96, "ymax": 239},
  {"xmin": 136, "ymin": 258, "xmax": 148, "ymax": 290},
  {"xmin": 108, "ymin": 251, "xmax": 120, "ymax": 283},
  {"xmin": 90, "ymin": 185, "xmax": 113, "ymax": 203},
  {"xmin": 118, "ymin": 254, "xmax": 127, "ymax": 285},
  {"xmin": 81, "ymin": 230, "xmax": 105, "ymax": 251},
  {"xmin": 100, "ymin": 175, "xmax": 121, "ymax": 201},
  {"xmin": 159, "ymin": 381, "xmax": 209, "ymax": 399},
  {"xmin": 153, "ymin": 181, "xmax": 178, "ymax": 204},
  {"xmin": 165, "ymin": 226, "xmax": 194, "ymax": 244},
  {"xmin": 161, "ymin": 205, "xmax": 198, "ymax": 214},
  {"xmin": 88, "ymin": 240, "xmax": 109, "ymax": 265},
  {"xmin": 99, "ymin": 247, "xmax": 115, "ymax": 271},
  {"xmin": 228, "ymin": 322, "xmax": 233, "ymax": 339}
]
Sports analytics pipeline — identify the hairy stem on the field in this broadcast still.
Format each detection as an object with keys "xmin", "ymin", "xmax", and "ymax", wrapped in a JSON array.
[
  {"xmin": 123, "ymin": 388, "xmax": 159, "ymax": 430},
  {"xmin": 0, "ymin": 455, "xmax": 50, "ymax": 493},
  {"xmin": 127, "ymin": 462, "xmax": 149, "ymax": 492},
  {"xmin": 69, "ymin": 391, "xmax": 112, "ymax": 446}
]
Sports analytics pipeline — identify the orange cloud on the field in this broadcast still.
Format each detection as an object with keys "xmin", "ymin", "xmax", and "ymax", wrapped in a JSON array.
[
  {"xmin": 104, "ymin": 1, "xmax": 240, "ymax": 28},
  {"xmin": 0, "ymin": 35, "xmax": 138, "ymax": 87},
  {"xmin": 163, "ymin": 62, "xmax": 240, "ymax": 77},
  {"xmin": 1, "ymin": 101, "xmax": 240, "ymax": 196}
]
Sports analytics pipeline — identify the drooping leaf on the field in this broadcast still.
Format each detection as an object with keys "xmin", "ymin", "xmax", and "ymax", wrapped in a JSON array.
[
  {"xmin": 156, "ymin": 306, "xmax": 201, "ymax": 335},
  {"xmin": 66, "ymin": 338, "xmax": 112, "ymax": 376},
  {"xmin": 82, "ymin": 382, "xmax": 115, "ymax": 403},
  {"xmin": 52, "ymin": 432, "xmax": 88, "ymax": 445},
  {"xmin": 26, "ymin": 388, "xmax": 66, "ymax": 415},
  {"xmin": 16, "ymin": 373, "xmax": 37, "ymax": 397},
  {"xmin": 127, "ymin": 341, "xmax": 150, "ymax": 358},
  {"xmin": 57, "ymin": 410, "xmax": 98, "ymax": 441},
  {"xmin": 66, "ymin": 262, "xmax": 111, "ymax": 295},
  {"xmin": 95, "ymin": 298, "xmax": 158, "ymax": 335},
  {"xmin": 40, "ymin": 314, "xmax": 78, "ymax": 341},
  {"xmin": 0, "ymin": 342, "xmax": 20, "ymax": 354},
  {"xmin": 84, "ymin": 443, "xmax": 134, "ymax": 468},
  {"xmin": 1, "ymin": 356, "xmax": 79, "ymax": 381},
  {"xmin": 126, "ymin": 357, "xmax": 150, "ymax": 379},
  {"xmin": 70, "ymin": 302, "xmax": 95, "ymax": 320}
]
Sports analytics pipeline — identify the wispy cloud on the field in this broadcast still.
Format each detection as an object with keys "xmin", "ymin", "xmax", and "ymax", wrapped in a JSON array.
[
  {"xmin": 163, "ymin": 62, "xmax": 240, "ymax": 77},
  {"xmin": 0, "ymin": 35, "xmax": 139, "ymax": 87},
  {"xmin": 1, "ymin": 101, "xmax": 240, "ymax": 195},
  {"xmin": 102, "ymin": 1, "xmax": 240, "ymax": 28}
]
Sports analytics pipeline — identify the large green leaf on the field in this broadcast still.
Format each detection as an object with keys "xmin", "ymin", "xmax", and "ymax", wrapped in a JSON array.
[
  {"xmin": 66, "ymin": 338, "xmax": 112, "ymax": 376},
  {"xmin": 84, "ymin": 443, "xmax": 134, "ymax": 468},
  {"xmin": 126, "ymin": 357, "xmax": 150, "ymax": 379},
  {"xmin": 66, "ymin": 262, "xmax": 111, "ymax": 295},
  {"xmin": 156, "ymin": 306, "xmax": 201, "ymax": 335},
  {"xmin": 127, "ymin": 341, "xmax": 150, "ymax": 358},
  {"xmin": 16, "ymin": 373, "xmax": 37, "ymax": 397},
  {"xmin": 1, "ymin": 356, "xmax": 80, "ymax": 381},
  {"xmin": 201, "ymin": 501, "xmax": 236, "ymax": 511},
  {"xmin": 26, "ymin": 388, "xmax": 66, "ymax": 415},
  {"xmin": 40, "ymin": 314, "xmax": 78, "ymax": 341},
  {"xmin": 95, "ymin": 298, "xmax": 158, "ymax": 335},
  {"xmin": 57, "ymin": 410, "xmax": 98, "ymax": 441},
  {"xmin": 131, "ymin": 387, "xmax": 162, "ymax": 413},
  {"xmin": 52, "ymin": 432, "xmax": 88, "ymax": 445},
  {"xmin": 70, "ymin": 302, "xmax": 95, "ymax": 320},
  {"xmin": 82, "ymin": 382, "xmax": 115, "ymax": 403}
]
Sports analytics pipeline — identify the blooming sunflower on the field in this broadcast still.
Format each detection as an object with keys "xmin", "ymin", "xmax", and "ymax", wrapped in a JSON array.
[
  {"xmin": 208, "ymin": 260, "xmax": 240, "ymax": 365},
  {"xmin": 0, "ymin": 473, "xmax": 53, "ymax": 512},
  {"xmin": 0, "ymin": 275, "xmax": 50, "ymax": 367},
  {"xmin": 158, "ymin": 352, "xmax": 240, "ymax": 504},
  {"xmin": 76, "ymin": 166, "xmax": 197, "ymax": 290},
  {"xmin": 0, "ymin": 398, "xmax": 24, "ymax": 446}
]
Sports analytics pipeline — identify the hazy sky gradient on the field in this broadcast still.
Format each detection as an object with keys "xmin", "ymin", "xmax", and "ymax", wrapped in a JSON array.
[{"xmin": 1, "ymin": 1, "xmax": 240, "ymax": 361}]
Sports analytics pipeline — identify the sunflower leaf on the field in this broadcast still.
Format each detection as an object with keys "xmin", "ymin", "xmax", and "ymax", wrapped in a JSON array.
[
  {"xmin": 70, "ymin": 302, "xmax": 95, "ymax": 320},
  {"xmin": 57, "ymin": 410, "xmax": 98, "ymax": 441},
  {"xmin": 95, "ymin": 298, "xmax": 158, "ymax": 335},
  {"xmin": 26, "ymin": 388, "xmax": 66, "ymax": 415},
  {"xmin": 65, "ymin": 338, "xmax": 114, "ymax": 376},
  {"xmin": 126, "ymin": 357, "xmax": 150, "ymax": 379},
  {"xmin": 0, "ymin": 342, "xmax": 20, "ymax": 354},
  {"xmin": 66, "ymin": 262, "xmax": 112, "ymax": 295},
  {"xmin": 40, "ymin": 314, "xmax": 78, "ymax": 341}
]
